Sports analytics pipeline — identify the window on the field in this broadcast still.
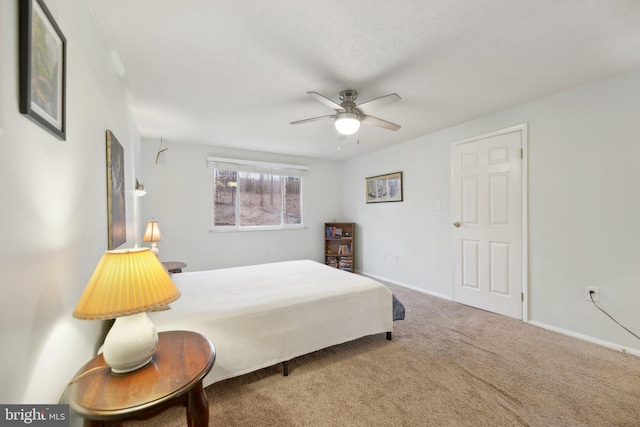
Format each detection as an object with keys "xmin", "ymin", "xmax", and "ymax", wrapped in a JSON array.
[{"xmin": 208, "ymin": 157, "xmax": 307, "ymax": 230}]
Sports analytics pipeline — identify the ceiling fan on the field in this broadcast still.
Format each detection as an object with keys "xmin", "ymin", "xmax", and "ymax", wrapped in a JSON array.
[{"xmin": 290, "ymin": 90, "xmax": 401, "ymax": 136}]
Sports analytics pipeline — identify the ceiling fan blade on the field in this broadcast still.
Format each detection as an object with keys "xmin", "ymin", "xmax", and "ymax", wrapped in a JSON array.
[
  {"xmin": 307, "ymin": 92, "xmax": 344, "ymax": 111},
  {"xmin": 290, "ymin": 114, "xmax": 337, "ymax": 125},
  {"xmin": 357, "ymin": 93, "xmax": 401, "ymax": 114},
  {"xmin": 360, "ymin": 114, "xmax": 401, "ymax": 131}
]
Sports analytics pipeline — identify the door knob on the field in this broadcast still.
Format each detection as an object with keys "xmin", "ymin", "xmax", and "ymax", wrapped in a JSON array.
[{"xmin": 453, "ymin": 221, "xmax": 461, "ymax": 228}]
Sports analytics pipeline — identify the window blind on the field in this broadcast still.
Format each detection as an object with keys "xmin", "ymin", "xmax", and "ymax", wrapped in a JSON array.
[{"xmin": 207, "ymin": 157, "xmax": 309, "ymax": 177}]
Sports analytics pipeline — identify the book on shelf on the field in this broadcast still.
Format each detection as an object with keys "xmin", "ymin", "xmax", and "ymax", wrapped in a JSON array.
[{"xmin": 338, "ymin": 244, "xmax": 352, "ymax": 255}]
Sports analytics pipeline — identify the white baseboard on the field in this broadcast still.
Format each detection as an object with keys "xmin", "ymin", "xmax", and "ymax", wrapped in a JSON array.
[
  {"xmin": 528, "ymin": 320, "xmax": 640, "ymax": 358},
  {"xmin": 359, "ymin": 271, "xmax": 452, "ymax": 301}
]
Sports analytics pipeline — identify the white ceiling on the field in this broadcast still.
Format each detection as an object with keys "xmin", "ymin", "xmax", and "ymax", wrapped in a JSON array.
[{"xmin": 86, "ymin": 0, "xmax": 640, "ymax": 161}]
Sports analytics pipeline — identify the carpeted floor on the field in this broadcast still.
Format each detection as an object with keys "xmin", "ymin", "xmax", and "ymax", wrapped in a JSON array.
[{"xmin": 130, "ymin": 283, "xmax": 640, "ymax": 426}]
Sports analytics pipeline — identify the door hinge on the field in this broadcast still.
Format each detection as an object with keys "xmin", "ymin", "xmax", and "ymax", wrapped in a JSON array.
[
  {"xmin": 521, "ymin": 292, "xmax": 524, "ymax": 302},
  {"xmin": 520, "ymin": 149, "xmax": 523, "ymax": 159}
]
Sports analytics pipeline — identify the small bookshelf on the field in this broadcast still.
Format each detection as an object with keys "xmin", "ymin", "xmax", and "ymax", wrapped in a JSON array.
[{"xmin": 324, "ymin": 222, "xmax": 354, "ymax": 272}]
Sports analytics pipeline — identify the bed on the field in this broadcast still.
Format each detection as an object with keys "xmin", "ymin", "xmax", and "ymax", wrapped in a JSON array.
[{"xmin": 150, "ymin": 259, "xmax": 394, "ymax": 387}]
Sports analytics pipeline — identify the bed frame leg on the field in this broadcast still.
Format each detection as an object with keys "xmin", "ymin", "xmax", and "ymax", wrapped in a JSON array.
[
  {"xmin": 282, "ymin": 361, "xmax": 289, "ymax": 376},
  {"xmin": 386, "ymin": 332, "xmax": 392, "ymax": 340}
]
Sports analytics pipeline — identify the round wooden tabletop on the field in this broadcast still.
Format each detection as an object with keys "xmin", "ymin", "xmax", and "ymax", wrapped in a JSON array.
[{"xmin": 68, "ymin": 330, "xmax": 215, "ymax": 420}]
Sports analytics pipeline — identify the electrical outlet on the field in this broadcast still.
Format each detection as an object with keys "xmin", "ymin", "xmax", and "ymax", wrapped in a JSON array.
[
  {"xmin": 585, "ymin": 286, "xmax": 599, "ymax": 303},
  {"xmin": 394, "ymin": 254, "xmax": 399, "ymax": 263},
  {"xmin": 381, "ymin": 251, "xmax": 386, "ymax": 261}
]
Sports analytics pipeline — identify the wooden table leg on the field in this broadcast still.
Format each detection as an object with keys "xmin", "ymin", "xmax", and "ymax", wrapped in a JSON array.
[{"xmin": 186, "ymin": 380, "xmax": 208, "ymax": 427}]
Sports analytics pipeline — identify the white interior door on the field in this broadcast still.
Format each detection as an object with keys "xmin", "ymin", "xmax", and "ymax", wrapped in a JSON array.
[{"xmin": 451, "ymin": 126, "xmax": 525, "ymax": 319}]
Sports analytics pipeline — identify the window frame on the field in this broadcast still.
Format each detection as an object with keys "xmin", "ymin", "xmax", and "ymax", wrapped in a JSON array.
[{"xmin": 208, "ymin": 157, "xmax": 308, "ymax": 232}]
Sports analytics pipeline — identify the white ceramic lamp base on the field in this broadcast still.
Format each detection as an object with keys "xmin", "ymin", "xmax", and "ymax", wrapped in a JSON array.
[
  {"xmin": 150, "ymin": 242, "xmax": 159, "ymax": 256},
  {"xmin": 103, "ymin": 312, "xmax": 158, "ymax": 373}
]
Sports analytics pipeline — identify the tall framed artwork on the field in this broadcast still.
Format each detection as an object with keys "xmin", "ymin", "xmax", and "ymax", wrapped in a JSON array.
[
  {"xmin": 106, "ymin": 130, "xmax": 126, "ymax": 249},
  {"xmin": 365, "ymin": 171, "xmax": 403, "ymax": 203},
  {"xmin": 19, "ymin": 0, "xmax": 67, "ymax": 140}
]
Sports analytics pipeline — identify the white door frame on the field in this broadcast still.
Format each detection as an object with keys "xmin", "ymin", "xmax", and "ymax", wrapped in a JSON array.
[{"xmin": 451, "ymin": 123, "xmax": 529, "ymax": 321}]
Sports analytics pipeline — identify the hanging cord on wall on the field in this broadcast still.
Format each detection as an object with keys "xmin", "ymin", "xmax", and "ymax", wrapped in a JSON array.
[
  {"xmin": 155, "ymin": 137, "xmax": 168, "ymax": 164},
  {"xmin": 589, "ymin": 293, "xmax": 640, "ymax": 341}
]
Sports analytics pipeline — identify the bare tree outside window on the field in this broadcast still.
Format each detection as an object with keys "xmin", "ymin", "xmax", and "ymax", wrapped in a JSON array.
[
  {"xmin": 212, "ymin": 167, "xmax": 303, "ymax": 229},
  {"xmin": 214, "ymin": 170, "xmax": 237, "ymax": 226},
  {"xmin": 285, "ymin": 177, "xmax": 301, "ymax": 224},
  {"xmin": 239, "ymin": 172, "xmax": 282, "ymax": 226}
]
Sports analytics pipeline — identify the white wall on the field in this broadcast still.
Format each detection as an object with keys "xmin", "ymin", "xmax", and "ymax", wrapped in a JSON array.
[
  {"xmin": 0, "ymin": 0, "xmax": 141, "ymax": 403},
  {"xmin": 343, "ymin": 70, "xmax": 640, "ymax": 353},
  {"xmin": 342, "ymin": 135, "xmax": 453, "ymax": 298},
  {"xmin": 140, "ymin": 140, "xmax": 344, "ymax": 271}
]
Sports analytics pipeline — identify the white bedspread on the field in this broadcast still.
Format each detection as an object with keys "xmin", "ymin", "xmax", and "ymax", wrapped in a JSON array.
[{"xmin": 150, "ymin": 260, "xmax": 393, "ymax": 386}]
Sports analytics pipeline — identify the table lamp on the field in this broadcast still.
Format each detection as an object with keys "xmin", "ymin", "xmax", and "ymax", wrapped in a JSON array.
[
  {"xmin": 142, "ymin": 219, "xmax": 162, "ymax": 255},
  {"xmin": 73, "ymin": 247, "xmax": 180, "ymax": 373}
]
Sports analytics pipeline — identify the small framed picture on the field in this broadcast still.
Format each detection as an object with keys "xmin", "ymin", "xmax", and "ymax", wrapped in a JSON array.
[
  {"xmin": 365, "ymin": 172, "xmax": 403, "ymax": 203},
  {"xmin": 19, "ymin": 0, "xmax": 67, "ymax": 140}
]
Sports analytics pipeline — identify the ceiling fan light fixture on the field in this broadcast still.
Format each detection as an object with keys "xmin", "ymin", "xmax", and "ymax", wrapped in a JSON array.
[{"xmin": 334, "ymin": 113, "xmax": 361, "ymax": 135}]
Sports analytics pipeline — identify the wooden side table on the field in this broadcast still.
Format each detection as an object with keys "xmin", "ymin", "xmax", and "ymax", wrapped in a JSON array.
[
  {"xmin": 67, "ymin": 331, "xmax": 215, "ymax": 427},
  {"xmin": 162, "ymin": 261, "xmax": 187, "ymax": 273}
]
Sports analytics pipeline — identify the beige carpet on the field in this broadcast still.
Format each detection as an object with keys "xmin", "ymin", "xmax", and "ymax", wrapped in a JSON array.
[{"xmin": 131, "ymin": 283, "xmax": 640, "ymax": 426}]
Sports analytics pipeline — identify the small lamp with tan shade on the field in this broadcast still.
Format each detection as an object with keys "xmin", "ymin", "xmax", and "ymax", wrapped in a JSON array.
[{"xmin": 142, "ymin": 219, "xmax": 162, "ymax": 256}]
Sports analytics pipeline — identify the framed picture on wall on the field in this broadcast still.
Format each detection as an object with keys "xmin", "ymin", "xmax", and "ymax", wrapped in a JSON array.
[
  {"xmin": 19, "ymin": 0, "xmax": 67, "ymax": 140},
  {"xmin": 365, "ymin": 171, "xmax": 403, "ymax": 203},
  {"xmin": 106, "ymin": 130, "xmax": 126, "ymax": 249}
]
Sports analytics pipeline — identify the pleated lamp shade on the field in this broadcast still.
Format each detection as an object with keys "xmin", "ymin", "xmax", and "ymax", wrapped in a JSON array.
[{"xmin": 73, "ymin": 247, "xmax": 180, "ymax": 320}]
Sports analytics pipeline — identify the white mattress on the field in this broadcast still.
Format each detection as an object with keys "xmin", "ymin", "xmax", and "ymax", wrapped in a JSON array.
[{"xmin": 150, "ymin": 260, "xmax": 393, "ymax": 386}]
